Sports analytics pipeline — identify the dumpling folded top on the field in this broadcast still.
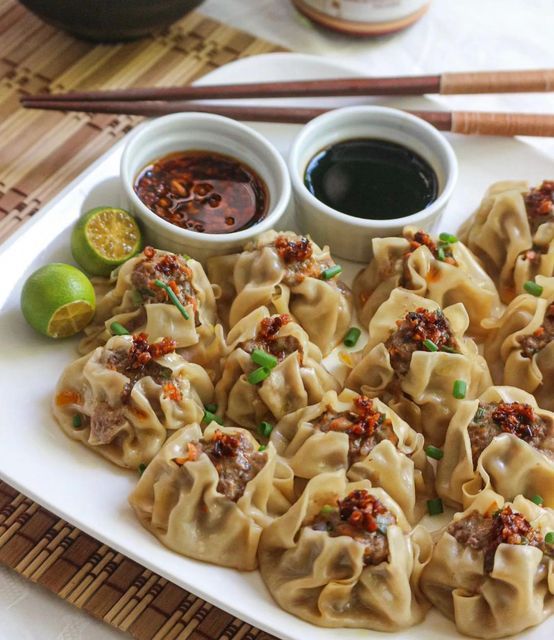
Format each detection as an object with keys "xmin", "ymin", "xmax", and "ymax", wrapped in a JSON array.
[
  {"xmin": 485, "ymin": 275, "xmax": 554, "ymax": 411},
  {"xmin": 353, "ymin": 226, "xmax": 501, "ymax": 337},
  {"xmin": 215, "ymin": 306, "xmax": 339, "ymax": 431},
  {"xmin": 207, "ymin": 230, "xmax": 352, "ymax": 355},
  {"xmin": 80, "ymin": 247, "xmax": 222, "ymax": 378},
  {"xmin": 271, "ymin": 388, "xmax": 433, "ymax": 524},
  {"xmin": 258, "ymin": 471, "xmax": 432, "ymax": 631},
  {"xmin": 421, "ymin": 489, "xmax": 554, "ymax": 639},
  {"xmin": 459, "ymin": 180, "xmax": 554, "ymax": 303},
  {"xmin": 347, "ymin": 289, "xmax": 492, "ymax": 446},
  {"xmin": 436, "ymin": 385, "xmax": 554, "ymax": 508},
  {"xmin": 53, "ymin": 333, "xmax": 214, "ymax": 469},
  {"xmin": 129, "ymin": 422, "xmax": 294, "ymax": 571}
]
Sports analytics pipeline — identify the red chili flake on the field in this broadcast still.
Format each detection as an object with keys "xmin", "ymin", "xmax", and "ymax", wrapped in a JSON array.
[
  {"xmin": 127, "ymin": 333, "xmax": 176, "ymax": 370},
  {"xmin": 338, "ymin": 489, "xmax": 388, "ymax": 533},
  {"xmin": 346, "ymin": 396, "xmax": 384, "ymax": 438},
  {"xmin": 492, "ymin": 402, "xmax": 538, "ymax": 441},
  {"xmin": 275, "ymin": 235, "xmax": 313, "ymax": 264},
  {"xmin": 258, "ymin": 314, "xmax": 291, "ymax": 341},
  {"xmin": 162, "ymin": 382, "xmax": 182, "ymax": 401},
  {"xmin": 525, "ymin": 181, "xmax": 554, "ymax": 219},
  {"xmin": 398, "ymin": 308, "xmax": 453, "ymax": 348},
  {"xmin": 149, "ymin": 336, "xmax": 177, "ymax": 359},
  {"xmin": 209, "ymin": 430, "xmax": 240, "ymax": 458},
  {"xmin": 410, "ymin": 230, "xmax": 437, "ymax": 254},
  {"xmin": 143, "ymin": 246, "xmax": 156, "ymax": 259}
]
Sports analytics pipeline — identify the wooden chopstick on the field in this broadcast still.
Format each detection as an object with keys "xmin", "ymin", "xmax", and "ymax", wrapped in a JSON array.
[
  {"xmin": 22, "ymin": 69, "xmax": 554, "ymax": 103},
  {"xmin": 20, "ymin": 98, "xmax": 554, "ymax": 137}
]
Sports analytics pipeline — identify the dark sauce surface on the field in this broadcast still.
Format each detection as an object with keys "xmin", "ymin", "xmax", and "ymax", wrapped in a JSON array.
[
  {"xmin": 135, "ymin": 150, "xmax": 268, "ymax": 234},
  {"xmin": 304, "ymin": 138, "xmax": 438, "ymax": 220}
]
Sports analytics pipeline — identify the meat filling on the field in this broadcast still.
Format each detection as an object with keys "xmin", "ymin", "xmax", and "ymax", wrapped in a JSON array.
[
  {"xmin": 312, "ymin": 489, "xmax": 396, "ymax": 565},
  {"xmin": 313, "ymin": 396, "xmax": 398, "ymax": 463},
  {"xmin": 448, "ymin": 506, "xmax": 552, "ymax": 572},
  {"xmin": 273, "ymin": 234, "xmax": 332, "ymax": 285},
  {"xmin": 240, "ymin": 314, "xmax": 303, "ymax": 363},
  {"xmin": 518, "ymin": 303, "xmax": 554, "ymax": 358},
  {"xmin": 467, "ymin": 401, "xmax": 553, "ymax": 465},
  {"xmin": 385, "ymin": 307, "xmax": 459, "ymax": 375},
  {"xmin": 130, "ymin": 247, "xmax": 199, "ymax": 322},
  {"xmin": 172, "ymin": 431, "xmax": 267, "ymax": 502},
  {"xmin": 524, "ymin": 180, "xmax": 554, "ymax": 235}
]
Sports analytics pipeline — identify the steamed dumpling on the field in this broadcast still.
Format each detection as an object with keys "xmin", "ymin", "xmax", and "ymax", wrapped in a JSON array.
[
  {"xmin": 129, "ymin": 422, "xmax": 294, "ymax": 570},
  {"xmin": 353, "ymin": 226, "xmax": 501, "ymax": 337},
  {"xmin": 207, "ymin": 230, "xmax": 352, "ymax": 355},
  {"xmin": 53, "ymin": 333, "xmax": 214, "ymax": 469}
]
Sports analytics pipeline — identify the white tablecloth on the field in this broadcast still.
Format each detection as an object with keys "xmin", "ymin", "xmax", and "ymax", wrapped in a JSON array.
[{"xmin": 2, "ymin": 1, "xmax": 554, "ymax": 637}]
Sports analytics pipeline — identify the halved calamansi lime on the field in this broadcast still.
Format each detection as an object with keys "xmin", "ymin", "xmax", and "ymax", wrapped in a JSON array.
[{"xmin": 71, "ymin": 206, "xmax": 142, "ymax": 276}]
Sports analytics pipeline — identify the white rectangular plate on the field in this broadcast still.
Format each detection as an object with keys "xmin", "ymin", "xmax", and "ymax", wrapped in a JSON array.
[{"xmin": 1, "ymin": 53, "xmax": 553, "ymax": 639}]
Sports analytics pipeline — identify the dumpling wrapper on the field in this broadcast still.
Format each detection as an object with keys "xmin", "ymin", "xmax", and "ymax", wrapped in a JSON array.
[
  {"xmin": 353, "ymin": 225, "xmax": 501, "ymax": 337},
  {"xmin": 271, "ymin": 388, "xmax": 433, "ymax": 524},
  {"xmin": 215, "ymin": 306, "xmax": 340, "ymax": 431},
  {"xmin": 129, "ymin": 423, "xmax": 294, "ymax": 571},
  {"xmin": 347, "ymin": 289, "xmax": 492, "ymax": 446},
  {"xmin": 459, "ymin": 180, "xmax": 554, "ymax": 302},
  {"xmin": 80, "ymin": 249, "xmax": 223, "ymax": 378},
  {"xmin": 258, "ymin": 471, "xmax": 433, "ymax": 631},
  {"xmin": 436, "ymin": 385, "xmax": 554, "ymax": 509},
  {"xmin": 421, "ymin": 490, "xmax": 554, "ymax": 639},
  {"xmin": 484, "ymin": 275, "xmax": 554, "ymax": 411},
  {"xmin": 53, "ymin": 335, "xmax": 213, "ymax": 469},
  {"xmin": 207, "ymin": 230, "xmax": 352, "ymax": 356}
]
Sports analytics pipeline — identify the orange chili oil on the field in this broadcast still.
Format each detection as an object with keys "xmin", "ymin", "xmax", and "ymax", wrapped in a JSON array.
[{"xmin": 134, "ymin": 150, "xmax": 269, "ymax": 234}]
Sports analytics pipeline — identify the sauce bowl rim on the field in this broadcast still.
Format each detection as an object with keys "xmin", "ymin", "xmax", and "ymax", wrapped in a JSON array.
[
  {"xmin": 120, "ymin": 112, "xmax": 291, "ymax": 244},
  {"xmin": 288, "ymin": 105, "xmax": 458, "ymax": 230}
]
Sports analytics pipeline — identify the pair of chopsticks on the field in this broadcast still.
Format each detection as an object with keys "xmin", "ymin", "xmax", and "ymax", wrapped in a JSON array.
[{"xmin": 20, "ymin": 68, "xmax": 554, "ymax": 137}]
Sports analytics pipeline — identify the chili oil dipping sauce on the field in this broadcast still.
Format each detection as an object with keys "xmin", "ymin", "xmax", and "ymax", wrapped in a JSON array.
[
  {"xmin": 304, "ymin": 138, "xmax": 438, "ymax": 221},
  {"xmin": 134, "ymin": 150, "xmax": 269, "ymax": 235}
]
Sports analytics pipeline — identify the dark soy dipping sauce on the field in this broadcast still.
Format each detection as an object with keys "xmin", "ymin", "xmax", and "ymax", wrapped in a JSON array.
[
  {"xmin": 304, "ymin": 138, "xmax": 438, "ymax": 220},
  {"xmin": 135, "ymin": 150, "xmax": 268, "ymax": 234}
]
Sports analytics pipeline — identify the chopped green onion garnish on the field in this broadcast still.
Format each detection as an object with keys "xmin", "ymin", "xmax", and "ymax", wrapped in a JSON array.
[
  {"xmin": 441, "ymin": 345, "xmax": 457, "ymax": 353},
  {"xmin": 258, "ymin": 445, "xmax": 267, "ymax": 452},
  {"xmin": 204, "ymin": 403, "xmax": 218, "ymax": 413},
  {"xmin": 247, "ymin": 367, "xmax": 271, "ymax": 385},
  {"xmin": 321, "ymin": 265, "xmax": 342, "ymax": 280},
  {"xmin": 320, "ymin": 504, "xmax": 336, "ymax": 515},
  {"xmin": 110, "ymin": 321, "xmax": 129, "ymax": 336},
  {"xmin": 425, "ymin": 445, "xmax": 444, "ymax": 460},
  {"xmin": 72, "ymin": 414, "xmax": 82, "ymax": 429},
  {"xmin": 423, "ymin": 338, "xmax": 438, "ymax": 352},
  {"xmin": 203, "ymin": 410, "xmax": 223, "ymax": 426},
  {"xmin": 258, "ymin": 421, "xmax": 273, "ymax": 438},
  {"xmin": 154, "ymin": 279, "xmax": 190, "ymax": 320},
  {"xmin": 439, "ymin": 232, "xmax": 458, "ymax": 244},
  {"xmin": 251, "ymin": 348, "xmax": 278, "ymax": 369},
  {"xmin": 138, "ymin": 463, "xmax": 147, "ymax": 476},
  {"xmin": 531, "ymin": 495, "xmax": 544, "ymax": 506},
  {"xmin": 546, "ymin": 532, "xmax": 554, "ymax": 544},
  {"xmin": 427, "ymin": 498, "xmax": 444, "ymax": 516},
  {"xmin": 453, "ymin": 379, "xmax": 467, "ymax": 399},
  {"xmin": 436, "ymin": 246, "xmax": 446, "ymax": 261},
  {"xmin": 343, "ymin": 327, "xmax": 361, "ymax": 347},
  {"xmin": 523, "ymin": 280, "xmax": 543, "ymax": 297}
]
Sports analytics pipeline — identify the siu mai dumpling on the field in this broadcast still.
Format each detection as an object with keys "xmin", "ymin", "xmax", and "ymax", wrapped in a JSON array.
[
  {"xmin": 215, "ymin": 307, "xmax": 339, "ymax": 431},
  {"xmin": 353, "ymin": 226, "xmax": 501, "ymax": 336},
  {"xmin": 53, "ymin": 333, "xmax": 213, "ymax": 469},
  {"xmin": 207, "ymin": 230, "xmax": 352, "ymax": 355},
  {"xmin": 459, "ymin": 180, "xmax": 554, "ymax": 302},
  {"xmin": 129, "ymin": 423, "xmax": 294, "ymax": 570},
  {"xmin": 271, "ymin": 388, "xmax": 433, "ymax": 524},
  {"xmin": 258, "ymin": 472, "xmax": 432, "ymax": 631},
  {"xmin": 347, "ymin": 289, "xmax": 492, "ymax": 446},
  {"xmin": 421, "ymin": 490, "xmax": 554, "ymax": 638}
]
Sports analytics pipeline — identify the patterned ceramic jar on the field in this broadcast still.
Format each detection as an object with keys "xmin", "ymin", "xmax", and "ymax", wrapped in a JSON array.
[{"xmin": 292, "ymin": 0, "xmax": 430, "ymax": 36}]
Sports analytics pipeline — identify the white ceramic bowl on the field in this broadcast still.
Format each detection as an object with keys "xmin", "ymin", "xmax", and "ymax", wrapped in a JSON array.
[
  {"xmin": 120, "ymin": 112, "xmax": 291, "ymax": 262},
  {"xmin": 288, "ymin": 106, "xmax": 458, "ymax": 262}
]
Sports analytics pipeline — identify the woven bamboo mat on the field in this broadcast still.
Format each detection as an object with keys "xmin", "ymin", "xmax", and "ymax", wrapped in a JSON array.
[{"xmin": 0, "ymin": 2, "xmax": 282, "ymax": 638}]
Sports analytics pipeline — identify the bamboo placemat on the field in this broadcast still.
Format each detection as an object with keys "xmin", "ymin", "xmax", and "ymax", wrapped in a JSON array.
[{"xmin": 0, "ymin": 2, "xmax": 282, "ymax": 638}]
